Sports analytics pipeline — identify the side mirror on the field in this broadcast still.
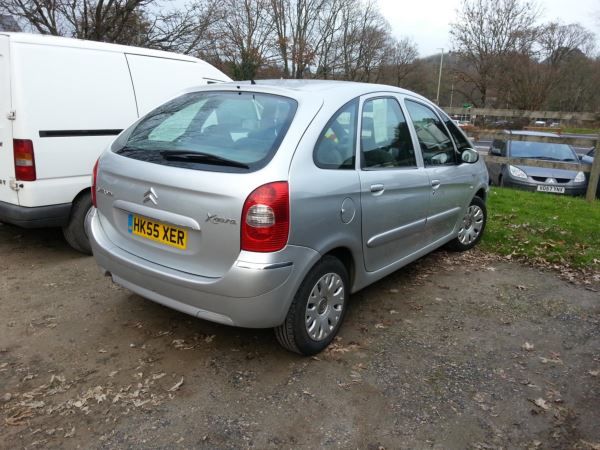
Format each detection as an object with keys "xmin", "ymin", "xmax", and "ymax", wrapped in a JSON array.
[
  {"xmin": 461, "ymin": 148, "xmax": 479, "ymax": 164},
  {"xmin": 489, "ymin": 147, "xmax": 502, "ymax": 156}
]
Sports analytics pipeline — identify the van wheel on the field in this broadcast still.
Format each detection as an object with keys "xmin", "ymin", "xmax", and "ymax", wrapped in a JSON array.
[
  {"xmin": 275, "ymin": 256, "xmax": 349, "ymax": 356},
  {"xmin": 446, "ymin": 196, "xmax": 487, "ymax": 252},
  {"xmin": 62, "ymin": 192, "xmax": 92, "ymax": 255}
]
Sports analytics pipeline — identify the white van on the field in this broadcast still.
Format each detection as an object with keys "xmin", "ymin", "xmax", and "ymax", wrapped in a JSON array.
[{"xmin": 0, "ymin": 33, "xmax": 231, "ymax": 252}]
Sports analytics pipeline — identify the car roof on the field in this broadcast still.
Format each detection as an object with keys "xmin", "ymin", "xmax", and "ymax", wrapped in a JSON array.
[
  {"xmin": 242, "ymin": 79, "xmax": 404, "ymax": 94},
  {"xmin": 186, "ymin": 79, "xmax": 433, "ymax": 106}
]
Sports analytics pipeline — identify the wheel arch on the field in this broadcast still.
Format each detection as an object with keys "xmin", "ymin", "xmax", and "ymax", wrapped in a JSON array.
[
  {"xmin": 475, "ymin": 187, "xmax": 487, "ymax": 202},
  {"xmin": 66, "ymin": 187, "xmax": 91, "ymax": 219},
  {"xmin": 322, "ymin": 246, "xmax": 356, "ymax": 288}
]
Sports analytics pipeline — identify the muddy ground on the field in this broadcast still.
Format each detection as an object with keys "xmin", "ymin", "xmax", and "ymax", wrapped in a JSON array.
[{"xmin": 0, "ymin": 223, "xmax": 599, "ymax": 449}]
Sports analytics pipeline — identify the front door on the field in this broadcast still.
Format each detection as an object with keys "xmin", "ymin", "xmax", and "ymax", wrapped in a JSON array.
[
  {"xmin": 0, "ymin": 35, "xmax": 17, "ymax": 205},
  {"xmin": 359, "ymin": 95, "xmax": 430, "ymax": 272},
  {"xmin": 404, "ymin": 99, "xmax": 472, "ymax": 243}
]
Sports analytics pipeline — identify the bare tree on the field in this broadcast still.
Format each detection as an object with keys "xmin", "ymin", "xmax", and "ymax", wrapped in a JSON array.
[
  {"xmin": 143, "ymin": 1, "xmax": 223, "ymax": 54},
  {"xmin": 450, "ymin": 0, "xmax": 539, "ymax": 106},
  {"xmin": 496, "ymin": 21, "xmax": 596, "ymax": 110},
  {"xmin": 336, "ymin": 0, "xmax": 389, "ymax": 81},
  {"xmin": 385, "ymin": 37, "xmax": 419, "ymax": 86},
  {"xmin": 0, "ymin": 0, "xmax": 148, "ymax": 41},
  {"xmin": 311, "ymin": 0, "xmax": 347, "ymax": 78},
  {"xmin": 538, "ymin": 22, "xmax": 596, "ymax": 64},
  {"xmin": 215, "ymin": 0, "xmax": 274, "ymax": 80},
  {"xmin": 270, "ymin": 0, "xmax": 333, "ymax": 78},
  {"xmin": 547, "ymin": 53, "xmax": 600, "ymax": 111},
  {"xmin": 0, "ymin": 0, "xmax": 221, "ymax": 53}
]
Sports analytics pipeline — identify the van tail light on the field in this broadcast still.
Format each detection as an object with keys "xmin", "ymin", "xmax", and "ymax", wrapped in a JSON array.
[
  {"xmin": 91, "ymin": 159, "xmax": 99, "ymax": 207},
  {"xmin": 13, "ymin": 139, "xmax": 36, "ymax": 181},
  {"xmin": 241, "ymin": 182, "xmax": 289, "ymax": 252}
]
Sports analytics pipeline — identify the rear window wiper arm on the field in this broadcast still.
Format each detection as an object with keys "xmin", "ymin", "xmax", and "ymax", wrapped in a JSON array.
[{"xmin": 160, "ymin": 150, "xmax": 249, "ymax": 169}]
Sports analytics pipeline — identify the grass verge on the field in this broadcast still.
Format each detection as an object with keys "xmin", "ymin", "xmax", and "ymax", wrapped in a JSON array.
[
  {"xmin": 481, "ymin": 187, "xmax": 599, "ymax": 270},
  {"xmin": 561, "ymin": 127, "xmax": 600, "ymax": 135}
]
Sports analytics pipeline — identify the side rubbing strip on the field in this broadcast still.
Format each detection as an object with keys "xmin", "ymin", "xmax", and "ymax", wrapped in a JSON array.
[{"xmin": 39, "ymin": 129, "xmax": 123, "ymax": 138}]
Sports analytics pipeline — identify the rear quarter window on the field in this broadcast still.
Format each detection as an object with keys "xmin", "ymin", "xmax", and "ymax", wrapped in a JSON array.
[{"xmin": 313, "ymin": 100, "xmax": 358, "ymax": 170}]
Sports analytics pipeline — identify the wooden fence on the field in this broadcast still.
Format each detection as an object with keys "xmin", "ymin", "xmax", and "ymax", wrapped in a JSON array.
[{"xmin": 469, "ymin": 131, "xmax": 600, "ymax": 202}]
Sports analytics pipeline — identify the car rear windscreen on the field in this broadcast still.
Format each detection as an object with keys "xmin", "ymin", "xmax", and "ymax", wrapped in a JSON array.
[{"xmin": 113, "ymin": 91, "xmax": 297, "ymax": 172}]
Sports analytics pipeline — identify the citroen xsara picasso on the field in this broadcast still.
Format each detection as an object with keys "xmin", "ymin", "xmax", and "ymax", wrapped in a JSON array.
[{"xmin": 87, "ymin": 80, "xmax": 489, "ymax": 355}]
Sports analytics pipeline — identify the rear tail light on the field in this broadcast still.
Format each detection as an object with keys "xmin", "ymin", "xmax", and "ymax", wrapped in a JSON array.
[
  {"xmin": 91, "ymin": 159, "xmax": 99, "ymax": 207},
  {"xmin": 13, "ymin": 139, "xmax": 36, "ymax": 181},
  {"xmin": 241, "ymin": 182, "xmax": 289, "ymax": 252}
]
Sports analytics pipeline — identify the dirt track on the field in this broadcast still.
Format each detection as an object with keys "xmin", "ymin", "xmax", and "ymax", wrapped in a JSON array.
[{"xmin": 1, "ymin": 223, "xmax": 599, "ymax": 449}]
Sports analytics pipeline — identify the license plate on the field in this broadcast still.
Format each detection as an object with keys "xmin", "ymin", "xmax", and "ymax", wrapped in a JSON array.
[
  {"xmin": 127, "ymin": 214, "xmax": 187, "ymax": 250},
  {"xmin": 536, "ymin": 185, "xmax": 565, "ymax": 194}
]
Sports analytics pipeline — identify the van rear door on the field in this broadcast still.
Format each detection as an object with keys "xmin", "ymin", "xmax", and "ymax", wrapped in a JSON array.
[{"xmin": 0, "ymin": 35, "xmax": 18, "ymax": 205}]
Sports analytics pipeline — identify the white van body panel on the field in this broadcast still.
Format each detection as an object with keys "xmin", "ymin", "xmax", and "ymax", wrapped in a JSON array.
[
  {"xmin": 11, "ymin": 43, "xmax": 139, "ymax": 207},
  {"xmin": 0, "ymin": 34, "xmax": 18, "ymax": 204},
  {"xmin": 0, "ymin": 32, "xmax": 231, "ymax": 220},
  {"xmin": 125, "ymin": 54, "xmax": 227, "ymax": 116}
]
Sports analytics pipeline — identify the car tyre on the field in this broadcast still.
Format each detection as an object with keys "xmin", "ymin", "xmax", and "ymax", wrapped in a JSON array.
[
  {"xmin": 446, "ymin": 196, "xmax": 487, "ymax": 252},
  {"xmin": 62, "ymin": 192, "xmax": 92, "ymax": 255},
  {"xmin": 275, "ymin": 256, "xmax": 349, "ymax": 356}
]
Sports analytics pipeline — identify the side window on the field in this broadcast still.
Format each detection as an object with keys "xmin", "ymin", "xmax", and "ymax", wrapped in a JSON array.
[
  {"xmin": 314, "ymin": 100, "xmax": 357, "ymax": 169},
  {"xmin": 405, "ymin": 100, "xmax": 457, "ymax": 166},
  {"xmin": 491, "ymin": 139, "xmax": 506, "ymax": 156},
  {"xmin": 441, "ymin": 113, "xmax": 471, "ymax": 151},
  {"xmin": 361, "ymin": 97, "xmax": 416, "ymax": 169}
]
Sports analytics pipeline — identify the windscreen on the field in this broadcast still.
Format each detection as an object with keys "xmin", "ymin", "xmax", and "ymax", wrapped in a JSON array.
[
  {"xmin": 113, "ymin": 91, "xmax": 297, "ymax": 172},
  {"xmin": 510, "ymin": 141, "xmax": 577, "ymax": 161}
]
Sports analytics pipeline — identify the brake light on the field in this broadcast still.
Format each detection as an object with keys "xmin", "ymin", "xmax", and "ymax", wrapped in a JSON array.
[
  {"xmin": 13, "ymin": 139, "xmax": 36, "ymax": 181},
  {"xmin": 241, "ymin": 182, "xmax": 289, "ymax": 252},
  {"xmin": 91, "ymin": 159, "xmax": 99, "ymax": 207}
]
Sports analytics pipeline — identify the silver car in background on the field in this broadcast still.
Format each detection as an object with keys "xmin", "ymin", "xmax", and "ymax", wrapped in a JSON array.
[
  {"xmin": 487, "ymin": 130, "xmax": 587, "ymax": 195},
  {"xmin": 87, "ymin": 80, "xmax": 489, "ymax": 355}
]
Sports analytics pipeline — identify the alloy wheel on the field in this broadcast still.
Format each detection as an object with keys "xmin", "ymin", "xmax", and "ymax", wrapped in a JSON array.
[
  {"xmin": 458, "ymin": 205, "xmax": 484, "ymax": 245},
  {"xmin": 305, "ymin": 272, "xmax": 345, "ymax": 341}
]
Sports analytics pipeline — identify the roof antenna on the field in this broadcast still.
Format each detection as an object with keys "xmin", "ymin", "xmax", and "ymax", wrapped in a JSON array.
[{"xmin": 251, "ymin": 79, "xmax": 256, "ymax": 85}]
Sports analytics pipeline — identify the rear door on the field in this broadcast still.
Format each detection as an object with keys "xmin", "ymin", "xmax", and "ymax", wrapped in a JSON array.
[
  {"xmin": 0, "ymin": 35, "xmax": 18, "ymax": 205},
  {"xmin": 358, "ymin": 95, "xmax": 430, "ymax": 272}
]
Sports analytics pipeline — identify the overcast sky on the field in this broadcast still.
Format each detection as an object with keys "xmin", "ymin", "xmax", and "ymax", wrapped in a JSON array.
[{"xmin": 377, "ymin": 0, "xmax": 600, "ymax": 57}]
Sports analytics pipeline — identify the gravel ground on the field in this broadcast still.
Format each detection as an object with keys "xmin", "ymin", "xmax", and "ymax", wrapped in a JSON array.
[{"xmin": 1, "ymin": 223, "xmax": 599, "ymax": 449}]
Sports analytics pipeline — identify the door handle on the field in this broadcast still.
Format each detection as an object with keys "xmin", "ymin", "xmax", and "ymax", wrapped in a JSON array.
[
  {"xmin": 431, "ymin": 179, "xmax": 441, "ymax": 190},
  {"xmin": 370, "ymin": 184, "xmax": 385, "ymax": 194}
]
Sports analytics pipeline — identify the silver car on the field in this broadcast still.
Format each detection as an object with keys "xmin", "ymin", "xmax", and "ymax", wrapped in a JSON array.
[
  {"xmin": 487, "ymin": 130, "xmax": 587, "ymax": 195},
  {"xmin": 87, "ymin": 80, "xmax": 489, "ymax": 355}
]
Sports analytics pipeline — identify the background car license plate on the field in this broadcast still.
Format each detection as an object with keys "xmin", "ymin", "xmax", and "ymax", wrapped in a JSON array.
[
  {"xmin": 128, "ymin": 214, "xmax": 187, "ymax": 249},
  {"xmin": 537, "ymin": 185, "xmax": 565, "ymax": 194}
]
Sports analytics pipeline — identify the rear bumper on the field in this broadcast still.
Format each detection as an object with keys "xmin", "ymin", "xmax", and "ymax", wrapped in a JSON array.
[
  {"xmin": 86, "ymin": 208, "xmax": 320, "ymax": 328},
  {"xmin": 0, "ymin": 200, "xmax": 71, "ymax": 228},
  {"xmin": 502, "ymin": 177, "xmax": 587, "ymax": 196}
]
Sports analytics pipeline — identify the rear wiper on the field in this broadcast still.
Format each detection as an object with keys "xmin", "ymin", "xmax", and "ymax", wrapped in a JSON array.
[
  {"xmin": 115, "ymin": 145, "xmax": 146, "ymax": 155},
  {"xmin": 160, "ymin": 150, "xmax": 249, "ymax": 169}
]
